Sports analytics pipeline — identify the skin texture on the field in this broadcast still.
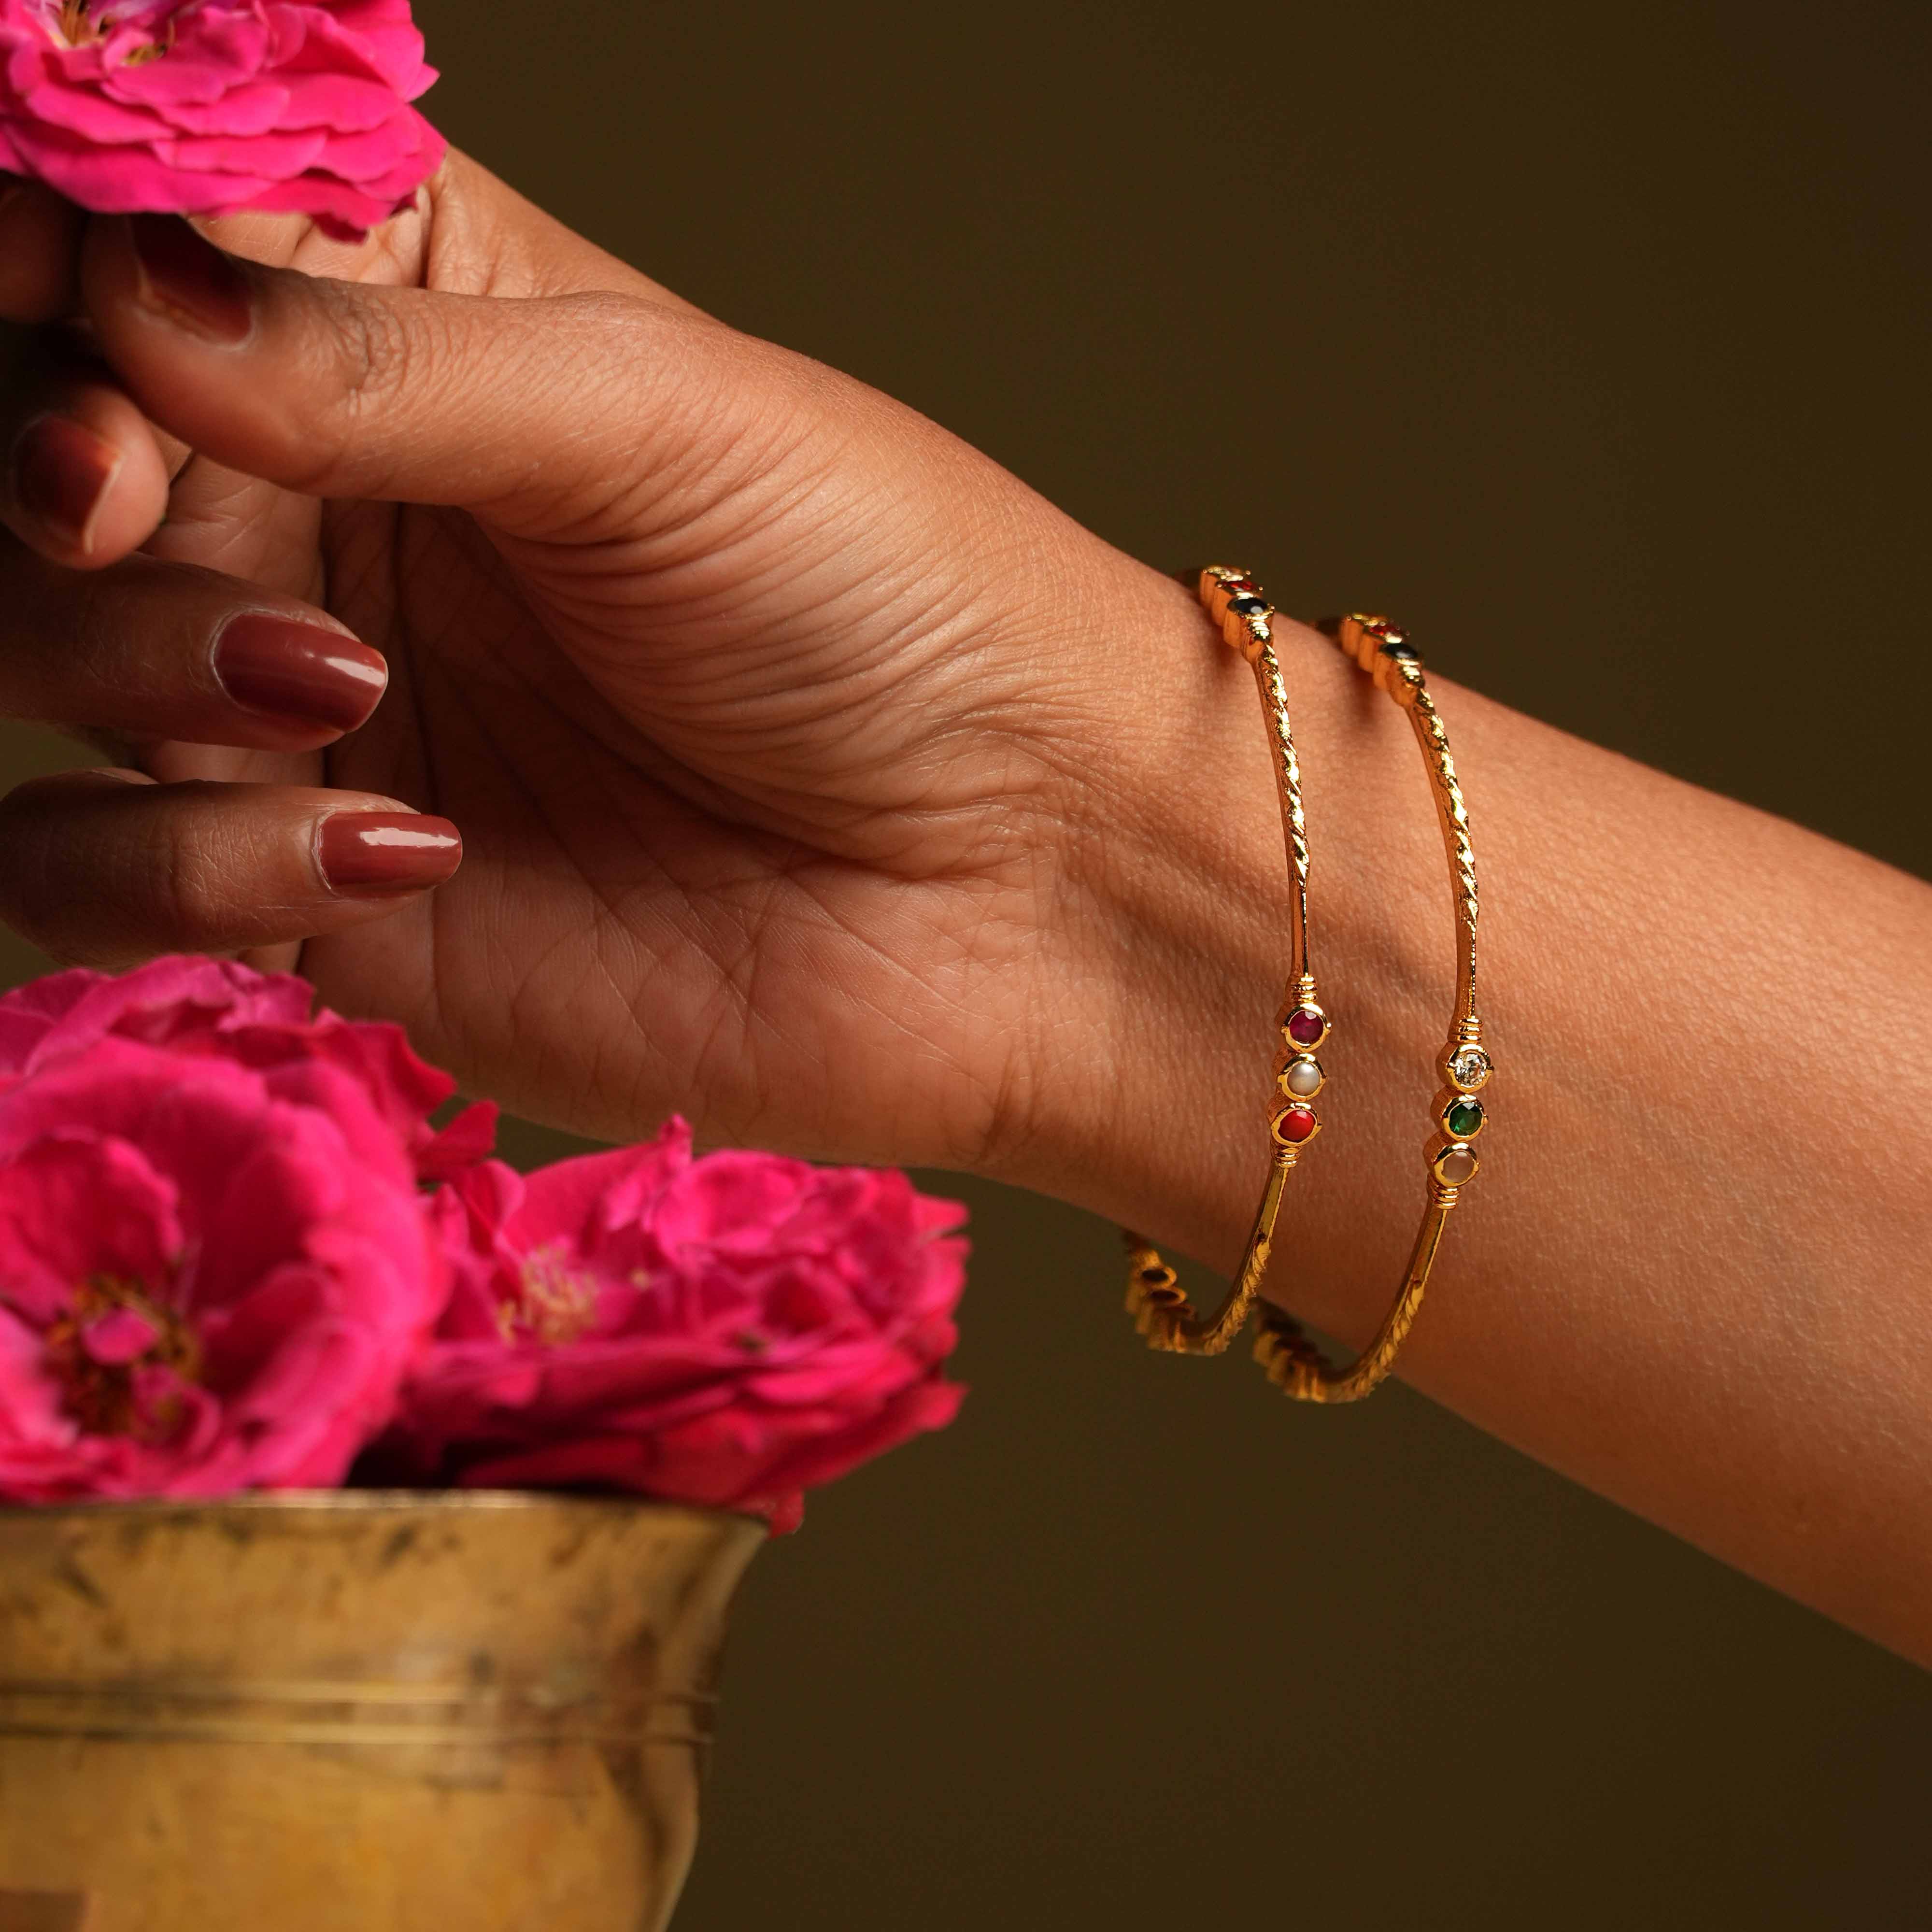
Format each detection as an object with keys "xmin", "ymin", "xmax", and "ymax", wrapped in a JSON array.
[{"xmin": 0, "ymin": 155, "xmax": 1928, "ymax": 1663}]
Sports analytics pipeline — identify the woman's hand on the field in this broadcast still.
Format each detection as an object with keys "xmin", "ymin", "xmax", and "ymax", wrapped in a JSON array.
[
  {"xmin": 0, "ymin": 154, "xmax": 1208, "ymax": 1178},
  {"xmin": 6, "ymin": 154, "xmax": 1932, "ymax": 1661}
]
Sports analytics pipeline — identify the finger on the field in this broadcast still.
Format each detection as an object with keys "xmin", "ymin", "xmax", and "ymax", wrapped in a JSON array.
[
  {"xmin": 0, "ymin": 769, "xmax": 461, "ymax": 968},
  {"xmin": 201, "ymin": 147, "xmax": 691, "ymax": 306},
  {"xmin": 0, "ymin": 335, "xmax": 173, "ymax": 566},
  {"xmin": 80, "ymin": 213, "xmax": 726, "ymax": 528},
  {"xmin": 0, "ymin": 176, "xmax": 85, "ymax": 324},
  {"xmin": 0, "ymin": 546, "xmax": 387, "ymax": 750},
  {"xmin": 402, "ymin": 149, "xmax": 700, "ymax": 311}
]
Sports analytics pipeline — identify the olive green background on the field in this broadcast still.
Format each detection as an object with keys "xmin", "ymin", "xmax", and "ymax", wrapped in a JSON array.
[{"xmin": 3, "ymin": 0, "xmax": 1930, "ymax": 1924}]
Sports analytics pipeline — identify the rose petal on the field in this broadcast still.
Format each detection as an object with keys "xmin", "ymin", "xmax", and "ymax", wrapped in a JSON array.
[
  {"xmin": 396, "ymin": 1132, "xmax": 969, "ymax": 1525},
  {"xmin": 0, "ymin": 0, "xmax": 443, "ymax": 236},
  {"xmin": 0, "ymin": 959, "xmax": 448, "ymax": 1505}
]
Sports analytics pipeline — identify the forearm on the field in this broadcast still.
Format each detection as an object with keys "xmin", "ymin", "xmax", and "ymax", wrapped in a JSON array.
[
  {"xmin": 1020, "ymin": 562, "xmax": 1932, "ymax": 1661},
  {"xmin": 1, "ymin": 168, "xmax": 1920, "ymax": 1655}
]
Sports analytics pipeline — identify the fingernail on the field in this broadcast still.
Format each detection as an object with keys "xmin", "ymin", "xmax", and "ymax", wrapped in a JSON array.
[
  {"xmin": 317, "ymin": 812, "xmax": 462, "ymax": 897},
  {"xmin": 12, "ymin": 413, "xmax": 122, "ymax": 553},
  {"xmin": 127, "ymin": 213, "xmax": 253, "ymax": 345},
  {"xmin": 213, "ymin": 614, "xmax": 387, "ymax": 735}
]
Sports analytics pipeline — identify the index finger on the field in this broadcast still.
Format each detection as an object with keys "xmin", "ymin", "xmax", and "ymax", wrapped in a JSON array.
[{"xmin": 0, "ymin": 173, "xmax": 85, "ymax": 323}]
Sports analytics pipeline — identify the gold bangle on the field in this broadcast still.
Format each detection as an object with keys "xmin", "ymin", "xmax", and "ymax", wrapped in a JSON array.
[
  {"xmin": 1125, "ymin": 566, "xmax": 1328, "ymax": 1356},
  {"xmin": 1253, "ymin": 613, "xmax": 1488, "ymax": 1402},
  {"xmin": 1125, "ymin": 595, "xmax": 1490, "ymax": 1406}
]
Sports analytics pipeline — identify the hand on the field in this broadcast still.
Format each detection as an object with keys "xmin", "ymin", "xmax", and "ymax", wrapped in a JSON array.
[
  {"xmin": 0, "ymin": 156, "xmax": 1213, "ymax": 1182},
  {"xmin": 9, "ymin": 156, "xmax": 1932, "ymax": 1664}
]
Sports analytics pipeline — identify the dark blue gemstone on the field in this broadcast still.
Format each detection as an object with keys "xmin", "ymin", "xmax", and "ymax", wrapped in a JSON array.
[
  {"xmin": 1228, "ymin": 595, "xmax": 1268, "ymax": 616},
  {"xmin": 1377, "ymin": 640, "xmax": 1420, "ymax": 660}
]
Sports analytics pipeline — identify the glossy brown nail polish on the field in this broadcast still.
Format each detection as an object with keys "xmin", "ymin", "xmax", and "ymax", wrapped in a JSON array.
[
  {"xmin": 12, "ymin": 413, "xmax": 122, "ymax": 552},
  {"xmin": 317, "ymin": 813, "xmax": 462, "ymax": 897},
  {"xmin": 127, "ymin": 213, "xmax": 254, "ymax": 344},
  {"xmin": 213, "ymin": 615, "xmax": 387, "ymax": 735}
]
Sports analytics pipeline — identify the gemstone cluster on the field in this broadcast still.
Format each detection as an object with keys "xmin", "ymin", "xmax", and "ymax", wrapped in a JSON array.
[
  {"xmin": 1433, "ymin": 1037, "xmax": 1490, "ymax": 1189},
  {"xmin": 1274, "ymin": 1003, "xmax": 1328, "ymax": 1147}
]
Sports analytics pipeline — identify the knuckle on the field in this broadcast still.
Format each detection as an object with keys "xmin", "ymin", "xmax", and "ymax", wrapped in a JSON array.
[
  {"xmin": 66, "ymin": 571, "xmax": 120, "ymax": 681},
  {"xmin": 561, "ymin": 291, "xmax": 713, "ymax": 414},
  {"xmin": 559, "ymin": 287, "xmax": 661, "ymax": 347},
  {"xmin": 0, "ymin": 777, "xmax": 64, "ymax": 929},
  {"xmin": 143, "ymin": 806, "xmax": 223, "ymax": 938},
  {"xmin": 0, "ymin": 774, "xmax": 133, "ymax": 961},
  {"xmin": 538, "ymin": 292, "xmax": 656, "ymax": 429},
  {"xmin": 330, "ymin": 281, "xmax": 416, "ymax": 413},
  {"xmin": 277, "ymin": 282, "xmax": 424, "ymax": 494}
]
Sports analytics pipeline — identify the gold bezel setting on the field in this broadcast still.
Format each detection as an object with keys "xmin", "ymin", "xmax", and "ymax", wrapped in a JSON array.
[
  {"xmin": 1280, "ymin": 1054, "xmax": 1326, "ymax": 1101},
  {"xmin": 1282, "ymin": 1002, "xmax": 1329, "ymax": 1053},
  {"xmin": 1270, "ymin": 1105, "xmax": 1321, "ymax": 1150}
]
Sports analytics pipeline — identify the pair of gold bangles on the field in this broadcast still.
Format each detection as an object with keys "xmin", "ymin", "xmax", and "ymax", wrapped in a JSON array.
[{"xmin": 1125, "ymin": 568, "xmax": 1488, "ymax": 1402}]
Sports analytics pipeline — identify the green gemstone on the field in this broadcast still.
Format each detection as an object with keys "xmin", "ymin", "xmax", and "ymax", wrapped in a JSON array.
[{"xmin": 1445, "ymin": 1098, "xmax": 1484, "ymax": 1138}]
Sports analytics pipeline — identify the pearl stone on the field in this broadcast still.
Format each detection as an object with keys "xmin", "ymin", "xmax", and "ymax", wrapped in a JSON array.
[
  {"xmin": 1435, "ymin": 1146, "xmax": 1478, "ymax": 1186},
  {"xmin": 1283, "ymin": 1057, "xmax": 1323, "ymax": 1097}
]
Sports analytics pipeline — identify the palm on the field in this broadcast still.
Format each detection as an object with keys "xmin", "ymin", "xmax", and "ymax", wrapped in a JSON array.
[{"xmin": 132, "ymin": 179, "xmax": 1062, "ymax": 1169}]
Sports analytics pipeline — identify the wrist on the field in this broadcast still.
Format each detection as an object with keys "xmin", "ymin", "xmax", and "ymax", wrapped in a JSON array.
[
  {"xmin": 994, "ymin": 554, "xmax": 1466, "ymax": 1361},
  {"xmin": 992, "ymin": 555, "xmax": 1332, "ymax": 1270}
]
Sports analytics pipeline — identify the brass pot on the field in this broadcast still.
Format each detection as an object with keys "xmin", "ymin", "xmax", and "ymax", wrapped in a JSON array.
[{"xmin": 0, "ymin": 1492, "xmax": 764, "ymax": 1932}]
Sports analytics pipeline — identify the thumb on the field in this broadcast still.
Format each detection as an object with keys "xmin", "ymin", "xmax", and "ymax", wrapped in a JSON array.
[{"xmin": 79, "ymin": 213, "xmax": 741, "ymax": 533}]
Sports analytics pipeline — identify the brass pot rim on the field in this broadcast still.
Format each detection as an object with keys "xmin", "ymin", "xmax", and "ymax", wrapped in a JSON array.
[
  {"xmin": 0, "ymin": 1490, "xmax": 763, "ymax": 1932},
  {"xmin": 0, "ymin": 1489, "xmax": 768, "ymax": 1533}
]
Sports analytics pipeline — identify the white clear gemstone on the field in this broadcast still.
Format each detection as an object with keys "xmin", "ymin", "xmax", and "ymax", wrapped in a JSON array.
[
  {"xmin": 1448, "ymin": 1046, "xmax": 1492, "ymax": 1090},
  {"xmin": 1284, "ymin": 1058, "xmax": 1323, "ymax": 1097}
]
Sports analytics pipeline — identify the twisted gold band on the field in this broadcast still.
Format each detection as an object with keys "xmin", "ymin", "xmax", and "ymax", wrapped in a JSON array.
[
  {"xmin": 1126, "ymin": 567, "xmax": 1329, "ymax": 1356},
  {"xmin": 1252, "ymin": 613, "xmax": 1488, "ymax": 1401},
  {"xmin": 1125, "ymin": 591, "xmax": 1489, "ymax": 1405}
]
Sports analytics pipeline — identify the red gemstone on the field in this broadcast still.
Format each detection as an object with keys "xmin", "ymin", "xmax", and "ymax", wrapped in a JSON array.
[
  {"xmin": 1222, "ymin": 575, "xmax": 1258, "ymax": 593},
  {"xmin": 1286, "ymin": 1006, "xmax": 1325, "ymax": 1047},
  {"xmin": 1278, "ymin": 1107, "xmax": 1317, "ymax": 1143}
]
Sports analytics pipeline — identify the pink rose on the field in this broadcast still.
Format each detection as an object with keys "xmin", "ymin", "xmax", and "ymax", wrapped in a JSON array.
[
  {"xmin": 0, "ymin": 0, "xmax": 445, "ymax": 240},
  {"xmin": 0, "ymin": 1031, "xmax": 445, "ymax": 1501},
  {"xmin": 0, "ymin": 955, "xmax": 497, "ymax": 1181},
  {"xmin": 389, "ymin": 1122, "xmax": 969, "ymax": 1534}
]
